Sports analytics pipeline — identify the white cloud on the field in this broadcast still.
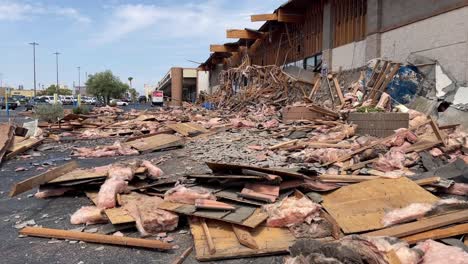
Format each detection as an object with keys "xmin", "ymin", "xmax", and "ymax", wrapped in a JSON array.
[
  {"xmin": 0, "ymin": 1, "xmax": 90, "ymax": 24},
  {"xmin": 93, "ymin": 0, "xmax": 281, "ymax": 44}
]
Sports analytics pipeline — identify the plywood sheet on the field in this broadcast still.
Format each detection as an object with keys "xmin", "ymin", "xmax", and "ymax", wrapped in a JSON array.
[
  {"xmin": 86, "ymin": 192, "xmax": 135, "ymax": 224},
  {"xmin": 123, "ymin": 134, "xmax": 183, "ymax": 153},
  {"xmin": 159, "ymin": 201, "xmax": 267, "ymax": 228},
  {"xmin": 166, "ymin": 123, "xmax": 208, "ymax": 137},
  {"xmin": 6, "ymin": 137, "xmax": 43, "ymax": 159},
  {"xmin": 190, "ymin": 218, "xmax": 294, "ymax": 261},
  {"xmin": 0, "ymin": 124, "xmax": 14, "ymax": 162},
  {"xmin": 50, "ymin": 166, "xmax": 146, "ymax": 184},
  {"xmin": 322, "ymin": 177, "xmax": 439, "ymax": 233}
]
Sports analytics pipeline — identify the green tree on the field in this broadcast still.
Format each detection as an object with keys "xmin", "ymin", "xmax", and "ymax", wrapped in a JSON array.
[
  {"xmin": 129, "ymin": 88, "xmax": 138, "ymax": 102},
  {"xmin": 39, "ymin": 84, "xmax": 72, "ymax": 95},
  {"xmin": 86, "ymin": 70, "xmax": 129, "ymax": 104}
]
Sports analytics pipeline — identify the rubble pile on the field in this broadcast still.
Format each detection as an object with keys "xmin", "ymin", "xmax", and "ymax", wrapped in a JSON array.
[{"xmin": 3, "ymin": 59, "xmax": 468, "ymax": 263}]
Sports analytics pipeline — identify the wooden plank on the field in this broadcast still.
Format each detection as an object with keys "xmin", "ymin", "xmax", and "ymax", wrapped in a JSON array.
[
  {"xmin": 322, "ymin": 177, "xmax": 439, "ymax": 233},
  {"xmin": 200, "ymin": 218, "xmax": 216, "ymax": 254},
  {"xmin": 50, "ymin": 166, "xmax": 146, "ymax": 184},
  {"xmin": 226, "ymin": 29, "xmax": 264, "ymax": 39},
  {"xmin": 333, "ymin": 78, "xmax": 345, "ymax": 106},
  {"xmin": 190, "ymin": 218, "xmax": 294, "ymax": 261},
  {"xmin": 171, "ymin": 246, "xmax": 193, "ymax": 264},
  {"xmin": 306, "ymin": 142, "xmax": 352, "ymax": 149},
  {"xmin": 250, "ymin": 13, "xmax": 278, "ymax": 22},
  {"xmin": 9, "ymin": 161, "xmax": 78, "ymax": 197},
  {"xmin": 0, "ymin": 124, "xmax": 14, "ymax": 163},
  {"xmin": 86, "ymin": 192, "xmax": 135, "ymax": 224},
  {"xmin": 6, "ymin": 138, "xmax": 44, "ymax": 159},
  {"xmin": 210, "ymin": 44, "xmax": 239, "ymax": 53},
  {"xmin": 123, "ymin": 134, "xmax": 183, "ymax": 153},
  {"xmin": 365, "ymin": 210, "xmax": 468, "ymax": 238},
  {"xmin": 429, "ymin": 116, "xmax": 447, "ymax": 147},
  {"xmin": 20, "ymin": 226, "xmax": 172, "ymax": 250},
  {"xmin": 165, "ymin": 123, "xmax": 208, "ymax": 137},
  {"xmin": 401, "ymin": 223, "xmax": 468, "ymax": 244},
  {"xmin": 308, "ymin": 77, "xmax": 321, "ymax": 99},
  {"xmin": 277, "ymin": 9, "xmax": 305, "ymax": 23},
  {"xmin": 413, "ymin": 177, "xmax": 440, "ymax": 186},
  {"xmin": 158, "ymin": 201, "xmax": 268, "ymax": 228},
  {"xmin": 232, "ymin": 224, "xmax": 259, "ymax": 250}
]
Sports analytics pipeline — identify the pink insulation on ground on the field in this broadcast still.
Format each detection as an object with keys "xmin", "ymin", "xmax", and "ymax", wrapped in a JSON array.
[
  {"xmin": 34, "ymin": 187, "xmax": 74, "ymax": 199},
  {"xmin": 230, "ymin": 118, "xmax": 256, "ymax": 128},
  {"xmin": 381, "ymin": 203, "xmax": 433, "ymax": 227},
  {"xmin": 141, "ymin": 160, "xmax": 164, "ymax": 179},
  {"xmin": 304, "ymin": 148, "xmax": 351, "ymax": 164},
  {"xmin": 415, "ymin": 240, "xmax": 468, "ymax": 264},
  {"xmin": 124, "ymin": 195, "xmax": 178, "ymax": 236},
  {"xmin": 164, "ymin": 185, "xmax": 216, "ymax": 205},
  {"xmin": 309, "ymin": 124, "xmax": 356, "ymax": 142},
  {"xmin": 365, "ymin": 237, "xmax": 422, "ymax": 264},
  {"xmin": 444, "ymin": 183, "xmax": 468, "ymax": 196},
  {"xmin": 97, "ymin": 178, "xmax": 129, "ymax": 209},
  {"xmin": 262, "ymin": 196, "xmax": 321, "ymax": 227},
  {"xmin": 73, "ymin": 141, "xmax": 139, "ymax": 158},
  {"xmin": 108, "ymin": 164, "xmax": 135, "ymax": 181},
  {"xmin": 373, "ymin": 150, "xmax": 406, "ymax": 172},
  {"xmin": 263, "ymin": 119, "xmax": 279, "ymax": 129},
  {"xmin": 70, "ymin": 206, "xmax": 107, "ymax": 225},
  {"xmin": 429, "ymin": 148, "xmax": 443, "ymax": 157},
  {"xmin": 386, "ymin": 128, "xmax": 418, "ymax": 147}
]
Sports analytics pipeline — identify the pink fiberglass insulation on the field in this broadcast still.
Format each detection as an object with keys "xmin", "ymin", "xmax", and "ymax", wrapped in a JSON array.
[
  {"xmin": 365, "ymin": 236, "xmax": 422, "ymax": 264},
  {"xmin": 124, "ymin": 195, "xmax": 178, "ymax": 236},
  {"xmin": 444, "ymin": 183, "xmax": 468, "ymax": 196},
  {"xmin": 34, "ymin": 187, "xmax": 74, "ymax": 199},
  {"xmin": 386, "ymin": 128, "xmax": 418, "ymax": 147},
  {"xmin": 97, "ymin": 178, "xmax": 129, "ymax": 209},
  {"xmin": 164, "ymin": 185, "xmax": 216, "ymax": 205},
  {"xmin": 70, "ymin": 206, "xmax": 107, "ymax": 225},
  {"xmin": 381, "ymin": 203, "xmax": 433, "ymax": 227},
  {"xmin": 373, "ymin": 149, "xmax": 406, "ymax": 172},
  {"xmin": 415, "ymin": 240, "xmax": 468, "ymax": 264},
  {"xmin": 141, "ymin": 160, "xmax": 164, "ymax": 179},
  {"xmin": 263, "ymin": 196, "xmax": 321, "ymax": 227},
  {"xmin": 108, "ymin": 164, "xmax": 135, "ymax": 181},
  {"xmin": 304, "ymin": 148, "xmax": 351, "ymax": 164}
]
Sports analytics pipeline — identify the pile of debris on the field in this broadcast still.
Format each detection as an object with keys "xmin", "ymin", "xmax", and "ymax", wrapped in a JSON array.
[{"xmin": 3, "ymin": 58, "xmax": 468, "ymax": 263}]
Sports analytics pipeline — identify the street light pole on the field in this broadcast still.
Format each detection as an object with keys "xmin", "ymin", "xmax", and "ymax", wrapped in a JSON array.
[
  {"xmin": 53, "ymin": 52, "xmax": 60, "ymax": 95},
  {"xmin": 77, "ymin": 66, "xmax": 81, "ymax": 93},
  {"xmin": 29, "ymin": 42, "xmax": 39, "ymax": 98}
]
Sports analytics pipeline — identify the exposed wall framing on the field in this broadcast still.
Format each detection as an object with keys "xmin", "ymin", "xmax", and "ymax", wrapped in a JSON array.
[
  {"xmin": 250, "ymin": 1, "xmax": 324, "ymax": 67},
  {"xmin": 332, "ymin": 0, "xmax": 367, "ymax": 48}
]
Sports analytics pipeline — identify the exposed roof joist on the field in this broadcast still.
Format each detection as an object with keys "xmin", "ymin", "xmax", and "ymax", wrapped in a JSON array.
[
  {"xmin": 251, "ymin": 13, "xmax": 278, "ymax": 22},
  {"xmin": 226, "ymin": 29, "xmax": 265, "ymax": 39},
  {"xmin": 277, "ymin": 9, "xmax": 305, "ymax": 23},
  {"xmin": 210, "ymin": 44, "xmax": 239, "ymax": 53}
]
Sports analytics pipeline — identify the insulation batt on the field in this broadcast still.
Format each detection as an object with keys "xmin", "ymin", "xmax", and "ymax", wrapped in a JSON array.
[
  {"xmin": 444, "ymin": 183, "xmax": 468, "ymax": 196},
  {"xmin": 34, "ymin": 187, "xmax": 74, "ymax": 199},
  {"xmin": 164, "ymin": 185, "xmax": 216, "ymax": 205},
  {"xmin": 386, "ymin": 128, "xmax": 418, "ymax": 147},
  {"xmin": 382, "ymin": 199, "xmax": 468, "ymax": 227},
  {"xmin": 415, "ymin": 240, "xmax": 468, "ymax": 264},
  {"xmin": 97, "ymin": 178, "xmax": 129, "ymax": 209},
  {"xmin": 124, "ymin": 195, "xmax": 178, "ymax": 236},
  {"xmin": 304, "ymin": 148, "xmax": 351, "ymax": 164},
  {"xmin": 365, "ymin": 236, "xmax": 422, "ymax": 264},
  {"xmin": 141, "ymin": 160, "xmax": 164, "ymax": 179},
  {"xmin": 108, "ymin": 164, "xmax": 135, "ymax": 181},
  {"xmin": 263, "ymin": 196, "xmax": 321, "ymax": 227},
  {"xmin": 230, "ymin": 118, "xmax": 255, "ymax": 128},
  {"xmin": 373, "ymin": 149, "xmax": 406, "ymax": 172},
  {"xmin": 70, "ymin": 206, "xmax": 107, "ymax": 225}
]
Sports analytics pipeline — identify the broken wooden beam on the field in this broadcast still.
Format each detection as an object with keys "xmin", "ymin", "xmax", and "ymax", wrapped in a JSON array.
[
  {"xmin": 20, "ymin": 226, "xmax": 173, "ymax": 250},
  {"xmin": 200, "ymin": 218, "xmax": 216, "ymax": 254},
  {"xmin": 401, "ymin": 223, "xmax": 468, "ymax": 244},
  {"xmin": 226, "ymin": 29, "xmax": 264, "ymax": 39},
  {"xmin": 365, "ymin": 210, "xmax": 468, "ymax": 238},
  {"xmin": 10, "ymin": 161, "xmax": 78, "ymax": 197},
  {"xmin": 171, "ymin": 246, "xmax": 193, "ymax": 264},
  {"xmin": 250, "ymin": 13, "xmax": 278, "ymax": 22},
  {"xmin": 210, "ymin": 44, "xmax": 239, "ymax": 53},
  {"xmin": 232, "ymin": 225, "xmax": 259, "ymax": 250}
]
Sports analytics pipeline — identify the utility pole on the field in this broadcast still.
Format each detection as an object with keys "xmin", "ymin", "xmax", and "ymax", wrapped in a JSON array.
[
  {"xmin": 77, "ymin": 66, "xmax": 81, "ymax": 93},
  {"xmin": 29, "ymin": 42, "xmax": 39, "ymax": 98},
  {"xmin": 53, "ymin": 52, "xmax": 60, "ymax": 94}
]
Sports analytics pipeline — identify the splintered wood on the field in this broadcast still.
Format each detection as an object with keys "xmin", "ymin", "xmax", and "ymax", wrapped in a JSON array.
[
  {"xmin": 189, "ymin": 218, "xmax": 294, "ymax": 261},
  {"xmin": 123, "ymin": 134, "xmax": 183, "ymax": 153},
  {"xmin": 322, "ymin": 177, "xmax": 439, "ymax": 233}
]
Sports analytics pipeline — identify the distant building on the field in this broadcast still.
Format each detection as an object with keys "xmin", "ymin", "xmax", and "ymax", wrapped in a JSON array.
[
  {"xmin": 74, "ymin": 86, "xmax": 88, "ymax": 96},
  {"xmin": 0, "ymin": 86, "xmax": 35, "ymax": 97},
  {"xmin": 155, "ymin": 68, "xmax": 201, "ymax": 106},
  {"xmin": 144, "ymin": 84, "xmax": 157, "ymax": 99}
]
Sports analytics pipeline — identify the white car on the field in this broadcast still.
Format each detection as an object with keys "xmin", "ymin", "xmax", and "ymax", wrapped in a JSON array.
[{"xmin": 112, "ymin": 99, "xmax": 128, "ymax": 106}]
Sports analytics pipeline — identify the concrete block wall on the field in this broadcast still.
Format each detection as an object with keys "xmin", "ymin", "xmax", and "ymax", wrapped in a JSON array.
[
  {"xmin": 380, "ymin": 6, "xmax": 468, "ymax": 84},
  {"xmin": 331, "ymin": 40, "xmax": 367, "ymax": 71}
]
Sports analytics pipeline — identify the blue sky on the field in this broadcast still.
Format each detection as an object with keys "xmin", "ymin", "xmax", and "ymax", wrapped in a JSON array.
[{"xmin": 0, "ymin": 0, "xmax": 283, "ymax": 93}]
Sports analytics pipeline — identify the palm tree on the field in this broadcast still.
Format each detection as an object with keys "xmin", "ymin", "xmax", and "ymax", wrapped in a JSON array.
[{"xmin": 128, "ymin": 77, "xmax": 133, "ymax": 88}]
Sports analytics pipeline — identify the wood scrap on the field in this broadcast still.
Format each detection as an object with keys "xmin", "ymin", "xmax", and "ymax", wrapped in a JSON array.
[
  {"xmin": 0, "ymin": 124, "xmax": 15, "ymax": 163},
  {"xmin": 232, "ymin": 224, "xmax": 259, "ymax": 250},
  {"xmin": 19, "ymin": 226, "xmax": 173, "ymax": 250},
  {"xmin": 401, "ymin": 223, "xmax": 468, "ymax": 244},
  {"xmin": 10, "ymin": 161, "xmax": 78, "ymax": 197},
  {"xmin": 171, "ymin": 246, "xmax": 193, "ymax": 264},
  {"xmin": 200, "ymin": 218, "xmax": 216, "ymax": 254}
]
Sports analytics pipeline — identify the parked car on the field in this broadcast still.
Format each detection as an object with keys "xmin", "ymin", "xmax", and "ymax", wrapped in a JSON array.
[
  {"xmin": 0, "ymin": 97, "xmax": 18, "ymax": 110},
  {"xmin": 24, "ymin": 97, "xmax": 48, "ymax": 111},
  {"xmin": 115, "ymin": 99, "xmax": 129, "ymax": 106},
  {"xmin": 62, "ymin": 96, "xmax": 74, "ymax": 105},
  {"xmin": 138, "ymin": 95, "xmax": 147, "ymax": 103}
]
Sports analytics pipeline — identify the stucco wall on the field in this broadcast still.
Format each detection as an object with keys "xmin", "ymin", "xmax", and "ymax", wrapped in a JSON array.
[
  {"xmin": 380, "ymin": 6, "xmax": 468, "ymax": 84},
  {"xmin": 197, "ymin": 71, "xmax": 210, "ymax": 94},
  {"xmin": 331, "ymin": 40, "xmax": 367, "ymax": 71}
]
